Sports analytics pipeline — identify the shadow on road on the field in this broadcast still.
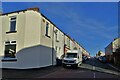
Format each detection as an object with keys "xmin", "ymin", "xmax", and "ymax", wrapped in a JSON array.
[{"xmin": 2, "ymin": 66, "xmax": 61, "ymax": 79}]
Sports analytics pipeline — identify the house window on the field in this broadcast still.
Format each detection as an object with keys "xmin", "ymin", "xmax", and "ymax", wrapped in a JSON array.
[
  {"xmin": 10, "ymin": 17, "xmax": 16, "ymax": 32},
  {"xmin": 56, "ymin": 46, "xmax": 58, "ymax": 53},
  {"xmin": 45, "ymin": 22, "xmax": 50, "ymax": 38},
  {"xmin": 4, "ymin": 41, "xmax": 16, "ymax": 58},
  {"xmin": 55, "ymin": 31, "xmax": 59, "ymax": 42},
  {"xmin": 59, "ymin": 47, "xmax": 61, "ymax": 54},
  {"xmin": 68, "ymin": 39, "xmax": 70, "ymax": 48}
]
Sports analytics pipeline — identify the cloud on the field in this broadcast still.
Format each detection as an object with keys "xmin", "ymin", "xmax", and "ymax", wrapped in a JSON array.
[{"xmin": 63, "ymin": 11, "xmax": 117, "ymax": 40}]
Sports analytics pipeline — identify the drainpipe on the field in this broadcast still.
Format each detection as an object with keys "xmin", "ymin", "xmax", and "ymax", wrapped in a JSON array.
[
  {"xmin": 52, "ymin": 25, "xmax": 54, "ymax": 66},
  {"xmin": 64, "ymin": 34, "xmax": 65, "ymax": 55}
]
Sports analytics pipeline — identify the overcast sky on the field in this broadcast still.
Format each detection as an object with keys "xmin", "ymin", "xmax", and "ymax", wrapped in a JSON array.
[{"xmin": 2, "ymin": 2, "xmax": 118, "ymax": 56}]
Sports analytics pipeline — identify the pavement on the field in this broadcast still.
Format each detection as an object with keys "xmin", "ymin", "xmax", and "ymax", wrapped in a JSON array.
[
  {"xmin": 1, "ymin": 57, "xmax": 120, "ymax": 80},
  {"xmin": 80, "ymin": 57, "xmax": 120, "ymax": 76},
  {"xmin": 107, "ymin": 63, "xmax": 120, "ymax": 72}
]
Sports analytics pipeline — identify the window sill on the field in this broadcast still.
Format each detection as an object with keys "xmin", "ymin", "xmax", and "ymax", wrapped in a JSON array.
[
  {"xmin": 6, "ymin": 31, "xmax": 17, "ymax": 34},
  {"xmin": 2, "ymin": 58, "xmax": 17, "ymax": 62},
  {"xmin": 45, "ymin": 34, "xmax": 51, "ymax": 38},
  {"xmin": 56, "ymin": 40, "xmax": 59, "ymax": 42}
]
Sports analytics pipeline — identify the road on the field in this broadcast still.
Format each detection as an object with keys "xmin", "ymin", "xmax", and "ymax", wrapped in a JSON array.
[
  {"xmin": 38, "ymin": 57, "xmax": 120, "ymax": 78},
  {"xmin": 2, "ymin": 57, "xmax": 120, "ymax": 80}
]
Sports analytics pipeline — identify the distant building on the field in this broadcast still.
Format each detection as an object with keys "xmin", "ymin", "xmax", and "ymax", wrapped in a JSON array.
[
  {"xmin": 105, "ymin": 38, "xmax": 120, "ymax": 63},
  {"xmin": 113, "ymin": 47, "xmax": 120, "ymax": 66}
]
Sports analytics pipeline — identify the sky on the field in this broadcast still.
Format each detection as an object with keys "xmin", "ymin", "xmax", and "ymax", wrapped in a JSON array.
[{"xmin": 2, "ymin": 2, "xmax": 118, "ymax": 56}]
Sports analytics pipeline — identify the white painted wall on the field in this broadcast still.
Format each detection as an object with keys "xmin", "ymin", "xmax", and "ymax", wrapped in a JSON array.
[
  {"xmin": 53, "ymin": 27, "xmax": 64, "ymax": 59},
  {"xmin": 2, "ymin": 45, "xmax": 54, "ymax": 69},
  {"xmin": 70, "ymin": 40, "xmax": 75, "ymax": 50},
  {"xmin": 40, "ymin": 16, "xmax": 56, "ymax": 65},
  {"xmin": 24, "ymin": 11, "xmax": 40, "ymax": 48},
  {"xmin": 64, "ymin": 35, "xmax": 70, "ymax": 49},
  {"xmin": 1, "ymin": 8, "xmax": 89, "ymax": 69},
  {"xmin": 0, "ymin": 16, "xmax": 2, "ymax": 69},
  {"xmin": 113, "ymin": 38, "xmax": 120, "ymax": 52},
  {"xmin": 105, "ymin": 38, "xmax": 120, "ymax": 56},
  {"xmin": 2, "ymin": 10, "xmax": 56, "ymax": 69},
  {"xmin": 0, "ymin": 16, "xmax": 2, "ymax": 56}
]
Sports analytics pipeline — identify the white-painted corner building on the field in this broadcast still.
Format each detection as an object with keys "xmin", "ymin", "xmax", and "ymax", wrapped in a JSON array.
[
  {"xmin": 1, "ymin": 8, "xmax": 56, "ymax": 69},
  {"xmin": 0, "ymin": 8, "xmax": 89, "ymax": 69}
]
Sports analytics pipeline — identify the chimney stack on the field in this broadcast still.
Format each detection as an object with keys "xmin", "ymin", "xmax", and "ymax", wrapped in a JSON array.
[{"xmin": 27, "ymin": 7, "xmax": 39, "ymax": 12}]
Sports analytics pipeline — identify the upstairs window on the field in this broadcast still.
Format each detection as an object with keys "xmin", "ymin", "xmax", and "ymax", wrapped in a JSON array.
[
  {"xmin": 56, "ymin": 31, "xmax": 59, "ymax": 42},
  {"xmin": 68, "ymin": 39, "xmax": 70, "ymax": 48},
  {"xmin": 45, "ymin": 22, "xmax": 50, "ymax": 38},
  {"xmin": 10, "ymin": 17, "xmax": 16, "ymax": 32}
]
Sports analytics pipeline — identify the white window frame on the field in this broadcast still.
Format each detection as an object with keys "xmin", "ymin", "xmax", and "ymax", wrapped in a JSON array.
[
  {"xmin": 45, "ymin": 21, "xmax": 51, "ymax": 38},
  {"xmin": 56, "ymin": 31, "xmax": 59, "ymax": 41},
  {"xmin": 9, "ymin": 16, "xmax": 17, "ymax": 32},
  {"xmin": 2, "ymin": 40, "xmax": 17, "ymax": 61},
  {"xmin": 55, "ymin": 30, "xmax": 59, "ymax": 42}
]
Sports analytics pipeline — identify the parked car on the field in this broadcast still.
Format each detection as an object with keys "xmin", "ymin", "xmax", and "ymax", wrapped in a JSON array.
[
  {"xmin": 98, "ymin": 56, "xmax": 102, "ymax": 61},
  {"xmin": 95, "ymin": 56, "xmax": 99, "ymax": 60},
  {"xmin": 88, "ymin": 56, "xmax": 91, "ymax": 59},
  {"xmin": 98, "ymin": 56, "xmax": 107, "ymax": 63},
  {"xmin": 82, "ymin": 56, "xmax": 88, "ymax": 63}
]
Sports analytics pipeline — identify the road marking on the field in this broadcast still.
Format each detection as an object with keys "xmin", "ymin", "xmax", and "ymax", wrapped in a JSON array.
[
  {"xmin": 93, "ymin": 66, "xmax": 95, "ymax": 70},
  {"xmin": 93, "ymin": 73, "xmax": 95, "ymax": 78}
]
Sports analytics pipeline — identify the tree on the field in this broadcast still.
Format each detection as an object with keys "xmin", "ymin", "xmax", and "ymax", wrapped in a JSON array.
[{"xmin": 97, "ymin": 50, "xmax": 102, "ymax": 56}]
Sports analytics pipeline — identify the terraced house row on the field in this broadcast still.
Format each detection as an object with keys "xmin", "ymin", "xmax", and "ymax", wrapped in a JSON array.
[
  {"xmin": 105, "ymin": 38, "xmax": 120, "ymax": 66},
  {"xmin": 0, "ymin": 8, "xmax": 89, "ymax": 69}
]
